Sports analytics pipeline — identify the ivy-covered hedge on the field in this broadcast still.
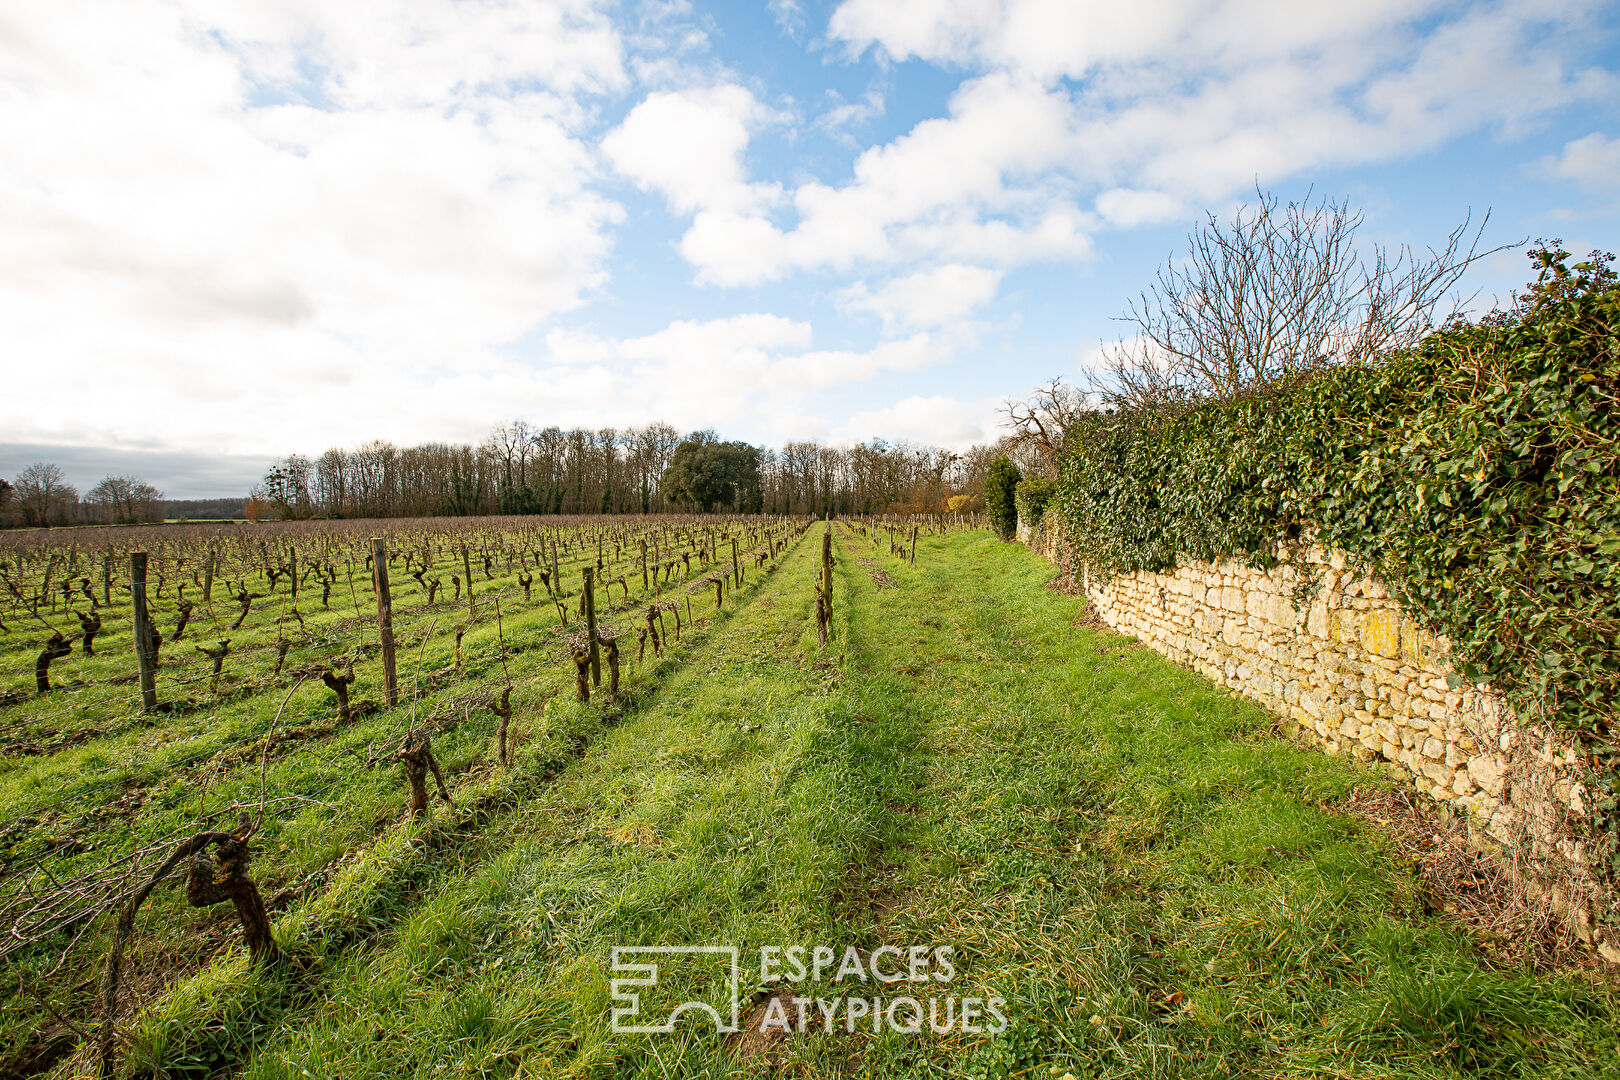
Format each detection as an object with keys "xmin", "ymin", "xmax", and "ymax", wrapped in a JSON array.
[
  {"xmin": 1014, "ymin": 476, "xmax": 1056, "ymax": 528},
  {"xmin": 1055, "ymin": 252, "xmax": 1619, "ymax": 742}
]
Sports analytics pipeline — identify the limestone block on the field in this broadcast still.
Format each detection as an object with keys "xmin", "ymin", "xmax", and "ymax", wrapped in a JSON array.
[
  {"xmin": 1421, "ymin": 760, "xmax": 1453, "ymax": 786},
  {"xmin": 1399, "ymin": 620, "xmax": 1439, "ymax": 665},
  {"xmin": 1421, "ymin": 736, "xmax": 1445, "ymax": 760},
  {"xmin": 1334, "ymin": 610, "xmax": 1359, "ymax": 644},
  {"xmin": 1467, "ymin": 755, "xmax": 1506, "ymax": 797}
]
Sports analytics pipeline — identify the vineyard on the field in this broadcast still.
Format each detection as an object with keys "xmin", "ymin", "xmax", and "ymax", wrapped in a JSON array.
[
  {"xmin": 0, "ymin": 513, "xmax": 833, "ymax": 1075},
  {"xmin": 1, "ymin": 516, "xmax": 1616, "ymax": 1079}
]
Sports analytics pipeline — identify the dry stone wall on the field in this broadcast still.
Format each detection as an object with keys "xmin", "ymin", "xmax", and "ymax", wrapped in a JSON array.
[{"xmin": 1022, "ymin": 514, "xmax": 1617, "ymax": 960}]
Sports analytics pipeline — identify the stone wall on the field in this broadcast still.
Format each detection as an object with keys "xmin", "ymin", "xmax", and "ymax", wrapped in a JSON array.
[{"xmin": 1023, "ymin": 513, "xmax": 1617, "ymax": 961}]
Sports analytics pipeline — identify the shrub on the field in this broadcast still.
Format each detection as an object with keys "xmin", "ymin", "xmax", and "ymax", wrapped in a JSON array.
[
  {"xmin": 985, "ymin": 456, "xmax": 1021, "ymax": 541},
  {"xmin": 1014, "ymin": 476, "xmax": 1056, "ymax": 529}
]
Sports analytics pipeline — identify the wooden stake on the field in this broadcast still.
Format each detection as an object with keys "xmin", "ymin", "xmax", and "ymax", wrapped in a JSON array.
[
  {"xmin": 130, "ymin": 552, "xmax": 157, "ymax": 713},
  {"xmin": 370, "ymin": 537, "xmax": 398, "ymax": 708},
  {"xmin": 583, "ymin": 566, "xmax": 601, "ymax": 687},
  {"xmin": 821, "ymin": 526, "xmax": 833, "ymax": 618}
]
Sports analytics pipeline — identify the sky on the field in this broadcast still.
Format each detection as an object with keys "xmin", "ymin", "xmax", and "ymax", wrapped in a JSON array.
[{"xmin": 2, "ymin": 0, "xmax": 1618, "ymax": 498}]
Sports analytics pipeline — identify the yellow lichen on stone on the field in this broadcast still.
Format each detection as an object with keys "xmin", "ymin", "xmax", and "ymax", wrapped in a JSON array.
[{"xmin": 1359, "ymin": 610, "xmax": 1401, "ymax": 659}]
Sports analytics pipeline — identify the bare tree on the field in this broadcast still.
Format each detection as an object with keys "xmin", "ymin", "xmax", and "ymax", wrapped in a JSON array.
[
  {"xmin": 86, "ymin": 475, "xmax": 163, "ymax": 525},
  {"xmin": 1094, "ymin": 188, "xmax": 1504, "ymax": 409},
  {"xmin": 13, "ymin": 463, "xmax": 78, "ymax": 527},
  {"xmin": 999, "ymin": 377, "xmax": 1091, "ymax": 477}
]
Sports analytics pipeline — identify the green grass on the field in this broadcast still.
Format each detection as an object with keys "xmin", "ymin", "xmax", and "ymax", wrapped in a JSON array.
[{"xmin": 28, "ymin": 525, "xmax": 1620, "ymax": 1078}]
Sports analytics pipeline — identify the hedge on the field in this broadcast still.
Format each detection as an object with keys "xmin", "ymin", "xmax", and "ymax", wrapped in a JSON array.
[
  {"xmin": 986, "ymin": 456, "xmax": 1021, "ymax": 541},
  {"xmin": 1014, "ymin": 476, "xmax": 1056, "ymax": 530},
  {"xmin": 1055, "ymin": 250, "xmax": 1618, "ymax": 744}
]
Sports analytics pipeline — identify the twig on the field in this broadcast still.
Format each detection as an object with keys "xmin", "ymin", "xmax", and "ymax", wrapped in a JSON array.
[
  {"xmin": 256, "ymin": 675, "xmax": 308, "ymax": 832},
  {"xmin": 407, "ymin": 618, "xmax": 439, "ymax": 736},
  {"xmin": 494, "ymin": 597, "xmax": 513, "ymax": 687}
]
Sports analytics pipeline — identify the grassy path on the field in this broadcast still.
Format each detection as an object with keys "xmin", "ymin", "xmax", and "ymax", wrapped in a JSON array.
[{"xmin": 185, "ymin": 528, "xmax": 1615, "ymax": 1079}]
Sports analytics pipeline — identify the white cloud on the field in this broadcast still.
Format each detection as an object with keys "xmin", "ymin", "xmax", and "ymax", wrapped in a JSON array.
[
  {"xmin": 768, "ymin": 0, "xmax": 807, "ymax": 40},
  {"xmin": 828, "ymin": 394, "xmax": 1001, "ymax": 448},
  {"xmin": 828, "ymin": 0, "xmax": 1449, "ymax": 82},
  {"xmin": 812, "ymin": 88, "xmax": 886, "ymax": 145},
  {"xmin": 1, "ymin": 299, "xmax": 953, "ymax": 459},
  {"xmin": 1095, "ymin": 188, "xmax": 1187, "ymax": 228},
  {"xmin": 601, "ymin": 84, "xmax": 782, "ymax": 214},
  {"xmin": 629, "ymin": 0, "xmax": 1610, "ymax": 286},
  {"xmin": 670, "ymin": 71, "xmax": 1096, "ymax": 285},
  {"xmin": 1546, "ymin": 132, "xmax": 1620, "ymax": 192},
  {"xmin": 838, "ymin": 264, "xmax": 1003, "ymax": 332},
  {"xmin": 0, "ymin": 0, "xmax": 630, "ymax": 452},
  {"xmin": 528, "ymin": 312, "xmax": 976, "ymax": 437},
  {"xmin": 210, "ymin": 0, "xmax": 626, "ymax": 106}
]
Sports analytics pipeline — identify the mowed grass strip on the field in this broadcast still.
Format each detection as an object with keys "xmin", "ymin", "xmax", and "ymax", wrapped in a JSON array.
[{"xmin": 831, "ymin": 530, "xmax": 1620, "ymax": 1080}]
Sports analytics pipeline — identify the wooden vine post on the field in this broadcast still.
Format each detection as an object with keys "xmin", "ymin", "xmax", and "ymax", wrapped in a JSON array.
[
  {"xmin": 821, "ymin": 527, "xmax": 833, "ymax": 612},
  {"xmin": 583, "ymin": 566, "xmax": 601, "ymax": 687},
  {"xmin": 370, "ymin": 537, "xmax": 398, "ymax": 708},
  {"xmin": 461, "ymin": 545, "xmax": 476, "ymax": 620},
  {"xmin": 815, "ymin": 525, "xmax": 834, "ymax": 647},
  {"xmin": 130, "ymin": 552, "xmax": 157, "ymax": 713},
  {"xmin": 909, "ymin": 523, "xmax": 918, "ymax": 565},
  {"xmin": 731, "ymin": 536, "xmax": 740, "ymax": 589}
]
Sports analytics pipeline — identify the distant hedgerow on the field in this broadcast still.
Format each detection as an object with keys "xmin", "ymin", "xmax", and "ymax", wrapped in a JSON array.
[{"xmin": 985, "ymin": 457, "xmax": 1021, "ymax": 541}]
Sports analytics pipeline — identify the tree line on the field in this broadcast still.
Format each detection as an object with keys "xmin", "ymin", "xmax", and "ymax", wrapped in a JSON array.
[{"xmin": 247, "ymin": 422, "xmax": 1006, "ymax": 521}]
